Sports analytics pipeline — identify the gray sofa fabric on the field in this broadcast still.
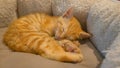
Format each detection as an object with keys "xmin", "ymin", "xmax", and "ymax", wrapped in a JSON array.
[
  {"xmin": 87, "ymin": 0, "xmax": 120, "ymax": 68},
  {"xmin": 17, "ymin": 0, "xmax": 52, "ymax": 17},
  {"xmin": 87, "ymin": 0, "xmax": 120, "ymax": 55},
  {"xmin": 101, "ymin": 33, "xmax": 120, "ymax": 68},
  {"xmin": 0, "ymin": 0, "xmax": 17, "ymax": 27}
]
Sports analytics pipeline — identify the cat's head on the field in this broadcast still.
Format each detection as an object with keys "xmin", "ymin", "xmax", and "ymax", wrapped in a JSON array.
[{"xmin": 55, "ymin": 7, "xmax": 91, "ymax": 40}]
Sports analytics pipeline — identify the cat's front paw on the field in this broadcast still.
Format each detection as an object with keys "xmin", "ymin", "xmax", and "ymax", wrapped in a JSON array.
[
  {"xmin": 63, "ymin": 43, "xmax": 80, "ymax": 53},
  {"xmin": 59, "ymin": 40, "xmax": 80, "ymax": 53}
]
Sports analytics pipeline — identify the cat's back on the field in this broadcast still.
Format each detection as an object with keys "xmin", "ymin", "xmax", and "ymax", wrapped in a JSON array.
[
  {"xmin": 6, "ymin": 13, "xmax": 56, "ymax": 32},
  {"xmin": 4, "ymin": 13, "xmax": 55, "ymax": 40},
  {"xmin": 12, "ymin": 13, "xmax": 53, "ymax": 26},
  {"xmin": 3, "ymin": 13, "xmax": 55, "ymax": 51}
]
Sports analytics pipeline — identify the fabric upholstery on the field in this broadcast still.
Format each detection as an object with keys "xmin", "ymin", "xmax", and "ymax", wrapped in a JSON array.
[
  {"xmin": 17, "ymin": 0, "xmax": 52, "ymax": 17},
  {"xmin": 0, "ymin": 28, "xmax": 10, "ymax": 51},
  {"xmin": 87, "ymin": 0, "xmax": 120, "ymax": 55},
  {"xmin": 0, "ymin": 28, "xmax": 102, "ymax": 68},
  {"xmin": 0, "ymin": 0, "xmax": 17, "ymax": 27},
  {"xmin": 87, "ymin": 0, "xmax": 120, "ymax": 68},
  {"xmin": 101, "ymin": 33, "xmax": 120, "ymax": 68},
  {"xmin": 52, "ymin": 0, "xmax": 99, "ymax": 30}
]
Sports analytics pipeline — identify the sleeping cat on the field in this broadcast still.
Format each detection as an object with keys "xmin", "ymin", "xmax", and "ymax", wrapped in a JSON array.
[{"xmin": 3, "ymin": 8, "xmax": 91, "ymax": 62}]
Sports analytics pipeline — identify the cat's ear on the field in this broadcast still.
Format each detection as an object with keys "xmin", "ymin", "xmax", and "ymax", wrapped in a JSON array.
[
  {"xmin": 62, "ymin": 7, "xmax": 73, "ymax": 19},
  {"xmin": 79, "ymin": 32, "xmax": 91, "ymax": 39}
]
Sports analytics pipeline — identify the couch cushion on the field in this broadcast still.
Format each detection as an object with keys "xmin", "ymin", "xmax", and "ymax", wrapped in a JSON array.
[
  {"xmin": 87, "ymin": 0, "xmax": 120, "ymax": 56},
  {"xmin": 0, "ymin": 27, "xmax": 102, "ymax": 68},
  {"xmin": 0, "ymin": 28, "xmax": 11, "ymax": 51},
  {"xmin": 101, "ymin": 33, "xmax": 120, "ymax": 68},
  {"xmin": 87, "ymin": 0, "xmax": 120, "ymax": 68},
  {"xmin": 0, "ymin": 0, "xmax": 17, "ymax": 27},
  {"xmin": 52, "ymin": 0, "xmax": 99, "ymax": 30},
  {"xmin": 17, "ymin": 0, "xmax": 52, "ymax": 17}
]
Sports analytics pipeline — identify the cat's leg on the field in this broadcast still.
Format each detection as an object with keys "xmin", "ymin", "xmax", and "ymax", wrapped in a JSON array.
[
  {"xmin": 38, "ymin": 38, "xmax": 83, "ymax": 62},
  {"xmin": 13, "ymin": 31, "xmax": 83, "ymax": 62}
]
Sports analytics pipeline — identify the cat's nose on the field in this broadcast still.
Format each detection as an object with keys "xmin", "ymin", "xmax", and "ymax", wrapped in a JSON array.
[{"xmin": 55, "ymin": 36, "xmax": 61, "ymax": 40}]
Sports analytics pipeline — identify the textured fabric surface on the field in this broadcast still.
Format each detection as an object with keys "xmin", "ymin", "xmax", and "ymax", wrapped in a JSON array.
[
  {"xmin": 0, "ymin": 28, "xmax": 102, "ymax": 68},
  {"xmin": 52, "ymin": 0, "xmax": 99, "ymax": 30},
  {"xmin": 17, "ymin": 0, "xmax": 52, "ymax": 17},
  {"xmin": 0, "ymin": 0, "xmax": 17, "ymax": 27},
  {"xmin": 87, "ymin": 0, "xmax": 120, "ymax": 56},
  {"xmin": 0, "ymin": 28, "xmax": 10, "ymax": 51},
  {"xmin": 101, "ymin": 33, "xmax": 120, "ymax": 68},
  {"xmin": 87, "ymin": 0, "xmax": 120, "ymax": 68}
]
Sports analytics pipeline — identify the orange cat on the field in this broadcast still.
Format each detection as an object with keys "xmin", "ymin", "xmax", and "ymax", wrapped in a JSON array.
[{"xmin": 3, "ymin": 8, "xmax": 91, "ymax": 62}]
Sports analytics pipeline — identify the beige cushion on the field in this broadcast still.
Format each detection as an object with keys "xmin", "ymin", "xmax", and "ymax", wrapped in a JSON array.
[
  {"xmin": 52, "ymin": 0, "xmax": 98, "ymax": 30},
  {"xmin": 0, "ymin": 28, "xmax": 10, "ymax": 51},
  {"xmin": 0, "ymin": 27, "xmax": 102, "ymax": 68},
  {"xmin": 17, "ymin": 0, "xmax": 52, "ymax": 17},
  {"xmin": 0, "ymin": 0, "xmax": 17, "ymax": 27}
]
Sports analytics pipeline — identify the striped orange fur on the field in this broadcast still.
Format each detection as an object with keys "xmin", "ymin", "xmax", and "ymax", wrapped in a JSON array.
[{"xmin": 3, "ymin": 8, "xmax": 91, "ymax": 62}]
